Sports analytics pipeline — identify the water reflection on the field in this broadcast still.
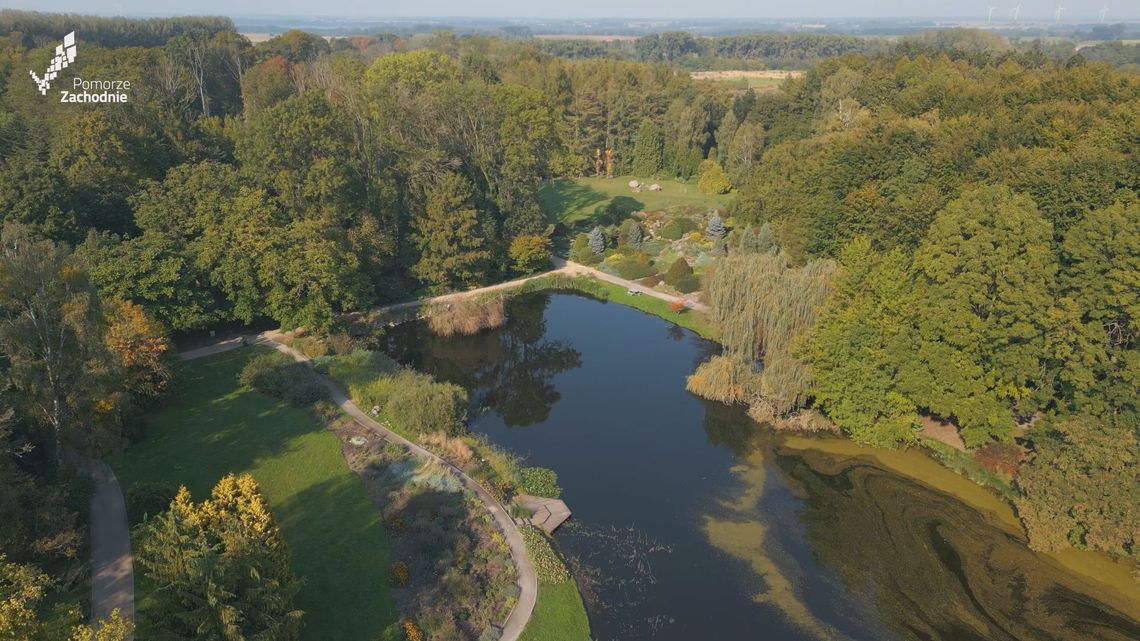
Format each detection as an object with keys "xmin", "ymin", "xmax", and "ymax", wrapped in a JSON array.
[
  {"xmin": 770, "ymin": 448, "xmax": 1140, "ymax": 641},
  {"xmin": 386, "ymin": 294, "xmax": 582, "ymax": 426},
  {"xmin": 384, "ymin": 292, "xmax": 1140, "ymax": 641}
]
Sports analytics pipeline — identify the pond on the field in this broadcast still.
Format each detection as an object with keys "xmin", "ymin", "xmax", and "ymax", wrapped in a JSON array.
[{"xmin": 384, "ymin": 292, "xmax": 1140, "ymax": 641}]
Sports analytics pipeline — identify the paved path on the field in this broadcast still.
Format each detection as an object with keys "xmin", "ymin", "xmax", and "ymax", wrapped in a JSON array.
[
  {"xmin": 85, "ymin": 458, "xmax": 135, "ymax": 639},
  {"xmin": 189, "ymin": 333, "xmax": 539, "ymax": 641}
]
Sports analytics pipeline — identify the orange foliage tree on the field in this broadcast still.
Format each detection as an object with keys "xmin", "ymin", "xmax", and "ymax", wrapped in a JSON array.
[{"xmin": 103, "ymin": 299, "xmax": 172, "ymax": 405}]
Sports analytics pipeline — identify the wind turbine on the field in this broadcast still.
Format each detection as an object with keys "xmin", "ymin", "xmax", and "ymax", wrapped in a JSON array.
[
  {"xmin": 1099, "ymin": 4, "xmax": 1109, "ymax": 22},
  {"xmin": 1009, "ymin": 3, "xmax": 1021, "ymax": 21},
  {"xmin": 987, "ymin": 5, "xmax": 996, "ymax": 23},
  {"xmin": 1054, "ymin": 4, "xmax": 1065, "ymax": 22}
]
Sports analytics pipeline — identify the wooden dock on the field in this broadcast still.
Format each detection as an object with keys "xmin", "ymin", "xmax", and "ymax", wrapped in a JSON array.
[{"xmin": 518, "ymin": 494, "xmax": 572, "ymax": 533}]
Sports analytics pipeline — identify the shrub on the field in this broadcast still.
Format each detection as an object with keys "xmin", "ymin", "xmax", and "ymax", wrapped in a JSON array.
[
  {"xmin": 426, "ymin": 297, "xmax": 506, "ymax": 337},
  {"xmin": 974, "ymin": 442, "xmax": 1022, "ymax": 476},
  {"xmin": 686, "ymin": 355, "xmax": 761, "ymax": 405},
  {"xmin": 391, "ymin": 561, "xmax": 409, "ymax": 587},
  {"xmin": 240, "ymin": 352, "xmax": 327, "ymax": 406},
  {"xmin": 519, "ymin": 526, "xmax": 571, "ymax": 584},
  {"xmin": 669, "ymin": 299, "xmax": 686, "ymax": 313},
  {"xmin": 126, "ymin": 480, "xmax": 179, "ymax": 525},
  {"xmin": 403, "ymin": 619, "xmax": 424, "ymax": 641},
  {"xmin": 672, "ymin": 274, "xmax": 701, "ymax": 293},
  {"xmin": 663, "ymin": 257, "xmax": 693, "ymax": 284},
  {"xmin": 658, "ymin": 217, "xmax": 698, "ymax": 240},
  {"xmin": 239, "ymin": 352, "xmax": 296, "ymax": 397},
  {"xmin": 697, "ymin": 159, "xmax": 731, "ymax": 194},
  {"xmin": 608, "ymin": 252, "xmax": 653, "ymax": 280},
  {"xmin": 519, "ymin": 467, "xmax": 561, "ymax": 498},
  {"xmin": 640, "ymin": 275, "xmax": 661, "ymax": 287},
  {"xmin": 568, "ymin": 233, "xmax": 595, "ymax": 264},
  {"xmin": 386, "ymin": 371, "xmax": 468, "ymax": 436}
]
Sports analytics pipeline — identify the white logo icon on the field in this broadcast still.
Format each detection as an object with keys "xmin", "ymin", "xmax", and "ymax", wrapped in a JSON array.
[{"xmin": 29, "ymin": 31, "xmax": 77, "ymax": 96}]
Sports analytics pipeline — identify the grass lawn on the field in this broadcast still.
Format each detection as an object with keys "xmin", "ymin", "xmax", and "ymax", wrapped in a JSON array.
[
  {"xmin": 114, "ymin": 347, "xmax": 399, "ymax": 641},
  {"xmin": 539, "ymin": 175, "xmax": 732, "ymax": 228},
  {"xmin": 520, "ymin": 581, "xmax": 593, "ymax": 641}
]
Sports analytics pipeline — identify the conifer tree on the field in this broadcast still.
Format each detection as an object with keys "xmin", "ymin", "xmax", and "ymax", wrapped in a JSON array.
[{"xmin": 587, "ymin": 227, "xmax": 606, "ymax": 256}]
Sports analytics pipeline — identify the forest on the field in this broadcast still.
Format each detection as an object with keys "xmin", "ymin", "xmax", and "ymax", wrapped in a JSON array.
[{"xmin": 0, "ymin": 9, "xmax": 1137, "ymax": 638}]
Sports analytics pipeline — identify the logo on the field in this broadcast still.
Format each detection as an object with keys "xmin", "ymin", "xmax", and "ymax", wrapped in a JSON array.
[
  {"xmin": 27, "ymin": 31, "xmax": 131, "ymax": 104},
  {"xmin": 30, "ymin": 31, "xmax": 76, "ymax": 95}
]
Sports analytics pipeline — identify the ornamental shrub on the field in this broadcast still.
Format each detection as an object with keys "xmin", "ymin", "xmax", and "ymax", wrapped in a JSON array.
[{"xmin": 658, "ymin": 217, "xmax": 698, "ymax": 240}]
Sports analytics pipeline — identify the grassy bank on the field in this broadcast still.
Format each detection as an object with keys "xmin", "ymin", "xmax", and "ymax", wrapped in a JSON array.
[
  {"xmin": 114, "ymin": 347, "xmax": 398, "ymax": 641},
  {"xmin": 521, "ymin": 582, "xmax": 593, "ymax": 641},
  {"xmin": 514, "ymin": 273, "xmax": 718, "ymax": 339}
]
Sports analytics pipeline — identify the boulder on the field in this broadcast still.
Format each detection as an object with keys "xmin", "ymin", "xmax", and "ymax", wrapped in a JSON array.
[
  {"xmin": 649, "ymin": 183, "xmax": 662, "ymax": 191},
  {"xmin": 628, "ymin": 180, "xmax": 640, "ymax": 189}
]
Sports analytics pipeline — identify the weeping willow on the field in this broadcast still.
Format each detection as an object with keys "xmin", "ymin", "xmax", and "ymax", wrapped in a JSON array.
[{"xmin": 689, "ymin": 253, "xmax": 835, "ymax": 416}]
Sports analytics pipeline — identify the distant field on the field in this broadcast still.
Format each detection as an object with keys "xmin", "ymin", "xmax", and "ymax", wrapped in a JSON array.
[
  {"xmin": 533, "ymin": 33, "xmax": 638, "ymax": 41},
  {"xmin": 539, "ymin": 175, "xmax": 731, "ymax": 227},
  {"xmin": 691, "ymin": 69, "xmax": 804, "ymax": 91}
]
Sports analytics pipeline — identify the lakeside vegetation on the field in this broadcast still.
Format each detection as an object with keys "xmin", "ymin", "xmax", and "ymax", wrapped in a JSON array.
[{"xmin": 0, "ymin": 6, "xmax": 1137, "ymax": 639}]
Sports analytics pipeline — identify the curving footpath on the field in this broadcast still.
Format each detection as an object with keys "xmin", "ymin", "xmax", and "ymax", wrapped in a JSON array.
[
  {"xmin": 250, "ymin": 332, "xmax": 539, "ymax": 641},
  {"xmin": 83, "ymin": 457, "xmax": 136, "ymax": 640}
]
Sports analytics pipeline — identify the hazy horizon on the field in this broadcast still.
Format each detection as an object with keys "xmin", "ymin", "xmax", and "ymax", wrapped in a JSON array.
[{"xmin": 2, "ymin": 1, "xmax": 1136, "ymax": 22}]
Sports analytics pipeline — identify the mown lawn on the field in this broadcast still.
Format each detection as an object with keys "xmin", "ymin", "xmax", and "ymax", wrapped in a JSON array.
[
  {"xmin": 539, "ymin": 175, "xmax": 732, "ymax": 227},
  {"xmin": 520, "ymin": 581, "xmax": 593, "ymax": 641},
  {"xmin": 114, "ymin": 347, "xmax": 399, "ymax": 641}
]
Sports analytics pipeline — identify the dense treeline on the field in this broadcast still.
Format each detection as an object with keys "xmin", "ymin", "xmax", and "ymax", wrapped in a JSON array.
[
  {"xmin": 1, "ymin": 18, "xmax": 730, "ymax": 334},
  {"xmin": 0, "ymin": 10, "xmax": 235, "ymax": 49},
  {"xmin": 533, "ymin": 32, "xmax": 887, "ymax": 69},
  {"xmin": 697, "ymin": 48, "xmax": 1140, "ymax": 566}
]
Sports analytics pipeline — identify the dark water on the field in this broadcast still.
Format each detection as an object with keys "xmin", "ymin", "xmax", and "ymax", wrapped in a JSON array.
[{"xmin": 385, "ymin": 293, "xmax": 1140, "ymax": 641}]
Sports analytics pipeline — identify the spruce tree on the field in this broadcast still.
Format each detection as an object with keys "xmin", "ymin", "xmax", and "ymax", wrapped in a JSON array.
[
  {"xmin": 587, "ymin": 227, "xmax": 606, "ymax": 256},
  {"xmin": 626, "ymin": 221, "xmax": 643, "ymax": 246},
  {"xmin": 706, "ymin": 213, "xmax": 727, "ymax": 240},
  {"xmin": 632, "ymin": 121, "xmax": 663, "ymax": 178}
]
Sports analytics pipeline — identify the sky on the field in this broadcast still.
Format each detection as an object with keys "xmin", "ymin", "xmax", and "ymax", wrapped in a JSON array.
[{"xmin": 4, "ymin": 0, "xmax": 1136, "ymax": 20}]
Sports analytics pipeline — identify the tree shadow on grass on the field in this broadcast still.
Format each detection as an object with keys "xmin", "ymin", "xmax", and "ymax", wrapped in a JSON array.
[
  {"xmin": 270, "ymin": 476, "xmax": 399, "ymax": 641},
  {"xmin": 540, "ymin": 180, "xmax": 609, "ymax": 224}
]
